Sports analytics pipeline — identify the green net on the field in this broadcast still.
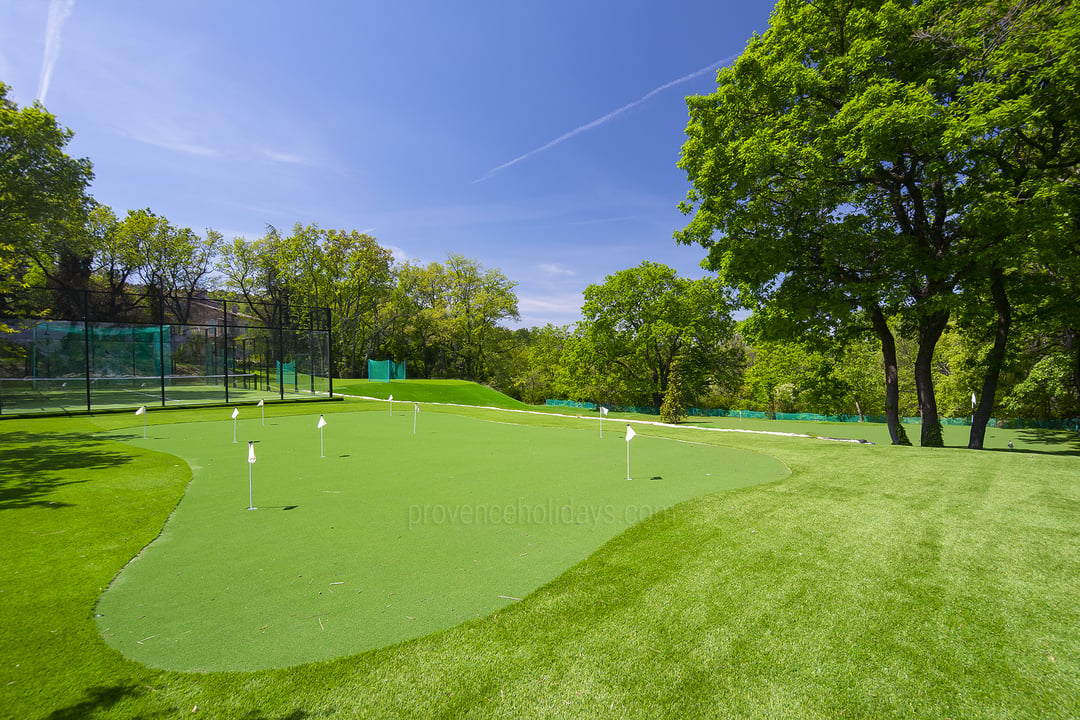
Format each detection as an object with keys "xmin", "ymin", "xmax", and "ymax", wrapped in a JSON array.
[
  {"xmin": 368, "ymin": 359, "xmax": 405, "ymax": 383},
  {"xmin": 276, "ymin": 360, "xmax": 296, "ymax": 387},
  {"xmin": 28, "ymin": 321, "xmax": 173, "ymax": 378}
]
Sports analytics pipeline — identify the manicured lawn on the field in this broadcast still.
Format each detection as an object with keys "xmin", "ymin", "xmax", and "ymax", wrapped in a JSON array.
[
  {"xmin": 95, "ymin": 408, "xmax": 784, "ymax": 671},
  {"xmin": 1, "ymin": 393, "xmax": 1078, "ymax": 718},
  {"xmin": 334, "ymin": 378, "xmax": 532, "ymax": 410}
]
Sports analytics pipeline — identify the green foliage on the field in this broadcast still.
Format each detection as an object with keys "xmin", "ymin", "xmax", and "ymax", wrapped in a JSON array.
[
  {"xmin": 922, "ymin": 417, "xmax": 945, "ymax": 447},
  {"xmin": 578, "ymin": 261, "xmax": 738, "ymax": 408},
  {"xmin": 383, "ymin": 254, "xmax": 518, "ymax": 381},
  {"xmin": 1003, "ymin": 350, "xmax": 1079, "ymax": 420},
  {"xmin": 660, "ymin": 362, "xmax": 687, "ymax": 424},
  {"xmin": 0, "ymin": 83, "xmax": 93, "ymax": 302},
  {"xmin": 738, "ymin": 339, "xmax": 852, "ymax": 416},
  {"xmin": 676, "ymin": 0, "xmax": 1080, "ymax": 448},
  {"xmin": 893, "ymin": 419, "xmax": 912, "ymax": 446}
]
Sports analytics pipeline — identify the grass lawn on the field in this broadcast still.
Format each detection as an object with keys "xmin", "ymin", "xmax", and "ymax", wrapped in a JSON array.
[
  {"xmin": 334, "ymin": 378, "xmax": 531, "ymax": 410},
  {"xmin": 1, "ymin": 391, "xmax": 1078, "ymax": 718}
]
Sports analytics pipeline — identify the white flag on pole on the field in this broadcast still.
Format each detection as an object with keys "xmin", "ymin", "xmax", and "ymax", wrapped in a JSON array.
[
  {"xmin": 971, "ymin": 392, "xmax": 977, "ymax": 406},
  {"xmin": 135, "ymin": 405, "xmax": 146, "ymax": 416},
  {"xmin": 257, "ymin": 399, "xmax": 264, "ymax": 408},
  {"xmin": 317, "ymin": 415, "xmax": 327, "ymax": 429},
  {"xmin": 231, "ymin": 407, "xmax": 240, "ymax": 420},
  {"xmin": 248, "ymin": 442, "xmax": 257, "ymax": 464},
  {"xmin": 414, "ymin": 403, "xmax": 420, "ymax": 413},
  {"xmin": 600, "ymin": 406, "xmax": 608, "ymax": 416},
  {"xmin": 389, "ymin": 394, "xmax": 394, "ymax": 402},
  {"xmin": 626, "ymin": 425, "xmax": 637, "ymax": 442}
]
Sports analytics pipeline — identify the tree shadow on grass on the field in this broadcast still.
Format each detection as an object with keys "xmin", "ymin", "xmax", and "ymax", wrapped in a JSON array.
[
  {"xmin": 43, "ymin": 684, "xmax": 311, "ymax": 719},
  {"xmin": 0, "ymin": 431, "xmax": 134, "ymax": 510},
  {"xmin": 43, "ymin": 684, "xmax": 155, "ymax": 720},
  {"xmin": 1013, "ymin": 428, "xmax": 1080, "ymax": 455}
]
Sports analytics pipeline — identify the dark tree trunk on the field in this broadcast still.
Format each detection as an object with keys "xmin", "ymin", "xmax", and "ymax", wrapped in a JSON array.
[
  {"xmin": 969, "ymin": 266, "xmax": 1011, "ymax": 449},
  {"xmin": 914, "ymin": 309, "xmax": 950, "ymax": 447},
  {"xmin": 870, "ymin": 306, "xmax": 903, "ymax": 445}
]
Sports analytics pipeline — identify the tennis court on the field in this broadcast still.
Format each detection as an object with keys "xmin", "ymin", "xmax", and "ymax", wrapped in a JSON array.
[{"xmin": 1, "ymin": 289, "xmax": 333, "ymax": 415}]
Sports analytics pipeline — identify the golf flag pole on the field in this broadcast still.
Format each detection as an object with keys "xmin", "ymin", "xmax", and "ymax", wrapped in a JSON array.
[
  {"xmin": 247, "ymin": 441, "xmax": 257, "ymax": 510},
  {"xmin": 971, "ymin": 391, "xmax": 977, "ymax": 425},
  {"xmin": 232, "ymin": 407, "xmax": 239, "ymax": 443},
  {"xmin": 413, "ymin": 402, "xmax": 420, "ymax": 434},
  {"xmin": 600, "ymin": 406, "xmax": 608, "ymax": 438},
  {"xmin": 258, "ymin": 398, "xmax": 265, "ymax": 426},
  {"xmin": 625, "ymin": 424, "xmax": 637, "ymax": 480},
  {"xmin": 317, "ymin": 414, "xmax": 327, "ymax": 457},
  {"xmin": 135, "ymin": 405, "xmax": 147, "ymax": 438},
  {"xmin": 389, "ymin": 394, "xmax": 394, "ymax": 417}
]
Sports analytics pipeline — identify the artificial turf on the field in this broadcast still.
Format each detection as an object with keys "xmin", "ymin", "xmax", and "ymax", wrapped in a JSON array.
[
  {"xmin": 1, "ymin": 392, "xmax": 1078, "ymax": 718},
  {"xmin": 96, "ymin": 408, "xmax": 786, "ymax": 671}
]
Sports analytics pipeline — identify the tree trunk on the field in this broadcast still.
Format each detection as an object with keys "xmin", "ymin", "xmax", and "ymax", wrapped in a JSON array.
[
  {"xmin": 870, "ymin": 307, "xmax": 903, "ymax": 445},
  {"xmin": 969, "ymin": 266, "xmax": 1010, "ymax": 449},
  {"xmin": 914, "ymin": 309, "xmax": 949, "ymax": 447}
]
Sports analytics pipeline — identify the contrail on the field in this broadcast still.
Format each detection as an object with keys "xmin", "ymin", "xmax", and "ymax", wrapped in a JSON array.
[
  {"xmin": 37, "ymin": 0, "xmax": 76, "ymax": 104},
  {"xmin": 475, "ymin": 55, "xmax": 737, "ymax": 183}
]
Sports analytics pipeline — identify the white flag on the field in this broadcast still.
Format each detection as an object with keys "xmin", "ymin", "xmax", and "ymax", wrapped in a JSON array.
[
  {"xmin": 135, "ymin": 405, "xmax": 146, "ymax": 416},
  {"xmin": 257, "ymin": 399, "xmax": 264, "ymax": 407},
  {"xmin": 389, "ymin": 394, "xmax": 394, "ymax": 402},
  {"xmin": 248, "ymin": 442, "xmax": 257, "ymax": 464},
  {"xmin": 626, "ymin": 425, "xmax": 636, "ymax": 442},
  {"xmin": 231, "ymin": 407, "xmax": 240, "ymax": 420},
  {"xmin": 317, "ymin": 415, "xmax": 327, "ymax": 429},
  {"xmin": 600, "ymin": 406, "xmax": 608, "ymax": 416},
  {"xmin": 971, "ymin": 392, "xmax": 977, "ymax": 406},
  {"xmin": 414, "ymin": 403, "xmax": 420, "ymax": 413}
]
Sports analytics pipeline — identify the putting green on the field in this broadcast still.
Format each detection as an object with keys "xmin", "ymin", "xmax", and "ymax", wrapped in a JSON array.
[{"xmin": 96, "ymin": 409, "xmax": 788, "ymax": 671}]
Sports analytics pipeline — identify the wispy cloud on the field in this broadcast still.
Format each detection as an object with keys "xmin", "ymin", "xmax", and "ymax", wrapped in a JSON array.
[
  {"xmin": 131, "ymin": 128, "xmax": 217, "ymax": 157},
  {"xmin": 518, "ymin": 292, "xmax": 585, "ymax": 315},
  {"xmin": 257, "ymin": 147, "xmax": 312, "ymax": 166},
  {"xmin": 540, "ymin": 262, "xmax": 576, "ymax": 277},
  {"xmin": 37, "ymin": 0, "xmax": 76, "ymax": 104},
  {"xmin": 475, "ymin": 56, "xmax": 737, "ymax": 183}
]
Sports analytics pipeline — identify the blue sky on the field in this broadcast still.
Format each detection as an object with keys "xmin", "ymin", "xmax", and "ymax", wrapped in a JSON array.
[{"xmin": 1, "ymin": 0, "xmax": 774, "ymax": 327}]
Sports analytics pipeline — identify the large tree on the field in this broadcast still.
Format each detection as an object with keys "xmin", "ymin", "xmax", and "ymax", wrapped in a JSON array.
[
  {"xmin": 0, "ymin": 83, "xmax": 93, "ymax": 310},
  {"xmin": 936, "ymin": 0, "xmax": 1080, "ymax": 447},
  {"xmin": 577, "ymin": 261, "xmax": 738, "ymax": 408},
  {"xmin": 676, "ymin": 0, "xmax": 1076, "ymax": 447}
]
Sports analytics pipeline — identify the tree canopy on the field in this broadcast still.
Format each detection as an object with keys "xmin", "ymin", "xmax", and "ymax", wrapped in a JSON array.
[
  {"xmin": 676, "ymin": 0, "xmax": 1080, "ymax": 447},
  {"xmin": 577, "ymin": 261, "xmax": 740, "ymax": 408},
  {"xmin": 0, "ymin": 83, "xmax": 93, "ymax": 305}
]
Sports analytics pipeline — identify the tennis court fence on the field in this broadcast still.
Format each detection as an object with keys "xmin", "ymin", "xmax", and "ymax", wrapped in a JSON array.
[{"xmin": 0, "ymin": 287, "xmax": 333, "ymax": 415}]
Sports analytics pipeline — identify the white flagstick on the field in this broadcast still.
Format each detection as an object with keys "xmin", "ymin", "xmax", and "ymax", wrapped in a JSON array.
[
  {"xmin": 600, "ymin": 406, "xmax": 608, "ymax": 438},
  {"xmin": 258, "ymin": 398, "xmax": 265, "ymax": 426},
  {"xmin": 247, "ymin": 441, "xmax": 257, "ymax": 510},
  {"xmin": 625, "ymin": 424, "xmax": 637, "ymax": 480},
  {"xmin": 134, "ymin": 405, "xmax": 146, "ymax": 440},
  {"xmin": 413, "ymin": 402, "xmax": 420, "ymax": 434},
  {"xmin": 389, "ymin": 394, "xmax": 394, "ymax": 417},
  {"xmin": 971, "ymin": 391, "xmax": 977, "ymax": 425},
  {"xmin": 231, "ymin": 407, "xmax": 239, "ymax": 443},
  {"xmin": 317, "ymin": 414, "xmax": 327, "ymax": 457}
]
